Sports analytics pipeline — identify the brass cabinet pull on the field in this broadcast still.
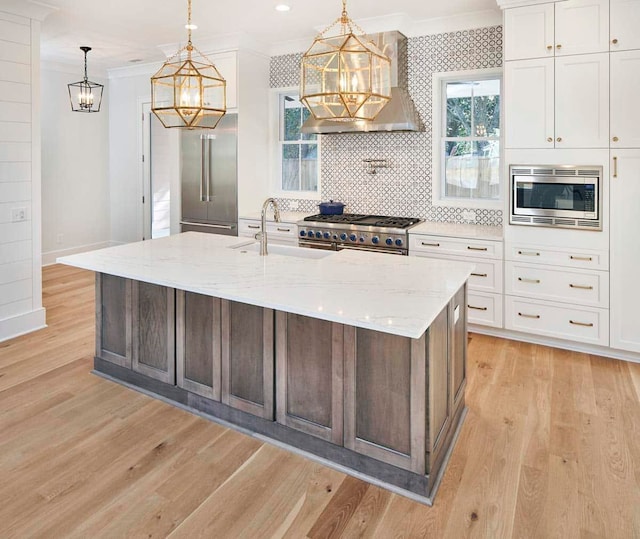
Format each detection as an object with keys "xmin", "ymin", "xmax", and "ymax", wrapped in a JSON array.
[
  {"xmin": 471, "ymin": 272, "xmax": 488, "ymax": 278},
  {"xmin": 247, "ymin": 225, "xmax": 260, "ymax": 229},
  {"xmin": 613, "ymin": 156, "xmax": 618, "ymax": 178},
  {"xmin": 612, "ymin": 38, "xmax": 618, "ymax": 45},
  {"xmin": 547, "ymin": 137, "xmax": 553, "ymax": 142},
  {"xmin": 518, "ymin": 312, "xmax": 541, "ymax": 319},
  {"xmin": 556, "ymin": 137, "xmax": 562, "ymax": 142},
  {"xmin": 569, "ymin": 283, "xmax": 594, "ymax": 290},
  {"xmin": 570, "ymin": 320, "xmax": 594, "ymax": 327},
  {"xmin": 547, "ymin": 45, "xmax": 553, "ymax": 50},
  {"xmin": 570, "ymin": 255, "xmax": 592, "ymax": 262},
  {"xmin": 556, "ymin": 44, "xmax": 562, "ymax": 49},
  {"xmin": 469, "ymin": 305, "xmax": 488, "ymax": 311},
  {"xmin": 612, "ymin": 136, "xmax": 619, "ymax": 142},
  {"xmin": 421, "ymin": 242, "xmax": 440, "ymax": 247},
  {"xmin": 518, "ymin": 250, "xmax": 540, "ymax": 257},
  {"xmin": 276, "ymin": 227, "xmax": 291, "ymax": 232},
  {"xmin": 467, "ymin": 246, "xmax": 488, "ymax": 251},
  {"xmin": 518, "ymin": 277, "xmax": 541, "ymax": 284}
]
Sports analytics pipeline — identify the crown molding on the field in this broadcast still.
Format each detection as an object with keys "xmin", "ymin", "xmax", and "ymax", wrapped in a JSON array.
[
  {"xmin": 157, "ymin": 32, "xmax": 269, "ymax": 59},
  {"xmin": 0, "ymin": 0, "xmax": 57, "ymax": 21},
  {"xmin": 496, "ymin": 0, "xmax": 555, "ymax": 8}
]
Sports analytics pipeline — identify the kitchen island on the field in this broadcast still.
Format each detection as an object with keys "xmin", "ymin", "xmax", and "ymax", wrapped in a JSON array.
[{"xmin": 59, "ymin": 232, "xmax": 473, "ymax": 504}]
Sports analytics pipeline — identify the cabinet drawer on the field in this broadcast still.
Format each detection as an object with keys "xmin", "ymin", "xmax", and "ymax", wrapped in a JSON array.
[
  {"xmin": 506, "ymin": 262, "xmax": 609, "ymax": 308},
  {"xmin": 506, "ymin": 243, "xmax": 609, "ymax": 270},
  {"xmin": 505, "ymin": 296, "xmax": 609, "ymax": 346},
  {"xmin": 467, "ymin": 292, "xmax": 503, "ymax": 328},
  {"xmin": 412, "ymin": 252, "xmax": 503, "ymax": 294},
  {"xmin": 238, "ymin": 220, "xmax": 298, "ymax": 244},
  {"xmin": 410, "ymin": 235, "xmax": 503, "ymax": 259}
]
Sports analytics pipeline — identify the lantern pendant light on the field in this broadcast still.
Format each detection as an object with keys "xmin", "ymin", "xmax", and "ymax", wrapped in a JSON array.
[
  {"xmin": 68, "ymin": 46, "xmax": 104, "ymax": 113},
  {"xmin": 300, "ymin": 0, "xmax": 392, "ymax": 122},
  {"xmin": 151, "ymin": 0, "xmax": 226, "ymax": 129}
]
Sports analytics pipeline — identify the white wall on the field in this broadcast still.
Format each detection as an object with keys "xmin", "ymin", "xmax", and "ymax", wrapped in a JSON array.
[
  {"xmin": 41, "ymin": 68, "xmax": 110, "ymax": 264},
  {"xmin": 0, "ymin": 6, "xmax": 48, "ymax": 342}
]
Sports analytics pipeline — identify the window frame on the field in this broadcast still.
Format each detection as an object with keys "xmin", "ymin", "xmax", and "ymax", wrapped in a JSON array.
[
  {"xmin": 431, "ymin": 68, "xmax": 503, "ymax": 210},
  {"xmin": 269, "ymin": 87, "xmax": 321, "ymax": 200}
]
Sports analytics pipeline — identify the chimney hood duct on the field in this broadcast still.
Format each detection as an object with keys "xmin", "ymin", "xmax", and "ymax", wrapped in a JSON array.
[{"xmin": 301, "ymin": 31, "xmax": 421, "ymax": 134}]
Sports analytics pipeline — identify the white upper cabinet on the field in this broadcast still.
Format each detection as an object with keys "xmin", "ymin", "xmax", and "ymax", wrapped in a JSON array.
[
  {"xmin": 610, "ymin": 0, "xmax": 640, "ymax": 51},
  {"xmin": 610, "ymin": 150, "xmax": 640, "ymax": 353},
  {"xmin": 555, "ymin": 0, "xmax": 610, "ymax": 55},
  {"xmin": 213, "ymin": 52, "xmax": 238, "ymax": 110},
  {"xmin": 504, "ymin": 58, "xmax": 555, "ymax": 148},
  {"xmin": 504, "ymin": 3, "xmax": 555, "ymax": 60},
  {"xmin": 610, "ymin": 50, "xmax": 640, "ymax": 147},
  {"xmin": 554, "ymin": 53, "xmax": 609, "ymax": 148}
]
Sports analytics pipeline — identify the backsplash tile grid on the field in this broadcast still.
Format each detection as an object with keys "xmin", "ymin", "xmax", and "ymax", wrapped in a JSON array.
[{"xmin": 270, "ymin": 26, "xmax": 503, "ymax": 226}]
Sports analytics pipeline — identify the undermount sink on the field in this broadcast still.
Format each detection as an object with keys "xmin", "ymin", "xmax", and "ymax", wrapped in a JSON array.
[{"xmin": 229, "ymin": 241, "xmax": 333, "ymax": 259}]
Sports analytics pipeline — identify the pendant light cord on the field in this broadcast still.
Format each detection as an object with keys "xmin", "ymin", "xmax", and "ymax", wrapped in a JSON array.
[
  {"xmin": 83, "ymin": 49, "xmax": 88, "ymax": 82},
  {"xmin": 186, "ymin": 0, "xmax": 193, "ymax": 58}
]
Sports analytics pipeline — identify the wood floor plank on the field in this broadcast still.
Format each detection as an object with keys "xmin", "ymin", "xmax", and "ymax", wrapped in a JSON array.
[{"xmin": 0, "ymin": 264, "xmax": 638, "ymax": 538}]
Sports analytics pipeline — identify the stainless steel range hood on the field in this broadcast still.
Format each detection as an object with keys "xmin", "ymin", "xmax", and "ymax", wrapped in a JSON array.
[{"xmin": 300, "ymin": 31, "xmax": 421, "ymax": 135}]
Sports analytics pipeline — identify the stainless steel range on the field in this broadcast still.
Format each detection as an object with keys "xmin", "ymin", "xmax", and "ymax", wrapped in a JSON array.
[{"xmin": 298, "ymin": 214, "xmax": 422, "ymax": 255}]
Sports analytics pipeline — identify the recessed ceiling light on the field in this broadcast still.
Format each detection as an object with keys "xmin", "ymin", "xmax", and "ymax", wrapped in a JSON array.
[
  {"xmin": 275, "ymin": 4, "xmax": 291, "ymax": 12},
  {"xmin": 185, "ymin": 24, "xmax": 198, "ymax": 30}
]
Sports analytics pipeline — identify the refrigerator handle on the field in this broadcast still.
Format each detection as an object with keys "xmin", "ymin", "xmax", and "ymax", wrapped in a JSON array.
[
  {"xmin": 207, "ymin": 135, "xmax": 214, "ymax": 201},
  {"xmin": 200, "ymin": 134, "xmax": 207, "ymax": 202}
]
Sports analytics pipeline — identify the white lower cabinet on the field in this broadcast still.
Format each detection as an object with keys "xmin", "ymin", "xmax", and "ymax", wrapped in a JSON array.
[
  {"xmin": 505, "ymin": 296, "xmax": 609, "ymax": 346},
  {"xmin": 238, "ymin": 218, "xmax": 298, "ymax": 245},
  {"xmin": 410, "ymin": 233, "xmax": 504, "ymax": 328},
  {"xmin": 505, "ymin": 242, "xmax": 610, "ymax": 346}
]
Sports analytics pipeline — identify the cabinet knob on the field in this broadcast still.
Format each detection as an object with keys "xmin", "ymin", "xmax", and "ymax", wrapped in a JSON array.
[
  {"xmin": 556, "ymin": 137, "xmax": 562, "ymax": 142},
  {"xmin": 556, "ymin": 44, "xmax": 562, "ymax": 49},
  {"xmin": 612, "ymin": 136, "xmax": 619, "ymax": 142},
  {"xmin": 547, "ymin": 137, "xmax": 553, "ymax": 142},
  {"xmin": 546, "ymin": 45, "xmax": 553, "ymax": 51},
  {"xmin": 612, "ymin": 38, "xmax": 619, "ymax": 45}
]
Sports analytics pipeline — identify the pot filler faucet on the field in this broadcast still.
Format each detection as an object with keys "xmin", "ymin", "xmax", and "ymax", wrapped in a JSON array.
[{"xmin": 258, "ymin": 198, "xmax": 281, "ymax": 256}]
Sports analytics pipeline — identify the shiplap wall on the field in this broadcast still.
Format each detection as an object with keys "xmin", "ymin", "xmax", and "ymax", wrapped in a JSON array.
[{"xmin": 0, "ymin": 9, "xmax": 45, "ymax": 341}]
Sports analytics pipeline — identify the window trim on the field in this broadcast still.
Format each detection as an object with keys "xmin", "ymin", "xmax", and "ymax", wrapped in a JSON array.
[
  {"xmin": 269, "ymin": 87, "xmax": 321, "ymax": 200},
  {"xmin": 431, "ymin": 68, "xmax": 503, "ymax": 210}
]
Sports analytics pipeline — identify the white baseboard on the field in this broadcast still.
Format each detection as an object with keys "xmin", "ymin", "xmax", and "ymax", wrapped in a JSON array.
[
  {"xmin": 0, "ymin": 307, "xmax": 47, "ymax": 343},
  {"xmin": 470, "ymin": 324, "xmax": 640, "ymax": 364},
  {"xmin": 42, "ymin": 241, "xmax": 113, "ymax": 266}
]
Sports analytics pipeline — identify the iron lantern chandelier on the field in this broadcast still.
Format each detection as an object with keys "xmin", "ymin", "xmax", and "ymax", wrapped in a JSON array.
[
  {"xmin": 300, "ymin": 0, "xmax": 392, "ymax": 122},
  {"xmin": 151, "ymin": 0, "xmax": 226, "ymax": 129},
  {"xmin": 68, "ymin": 46, "xmax": 104, "ymax": 113}
]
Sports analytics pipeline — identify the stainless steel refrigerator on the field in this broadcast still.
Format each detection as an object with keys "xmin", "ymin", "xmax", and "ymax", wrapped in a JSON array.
[{"xmin": 180, "ymin": 113, "xmax": 238, "ymax": 236}]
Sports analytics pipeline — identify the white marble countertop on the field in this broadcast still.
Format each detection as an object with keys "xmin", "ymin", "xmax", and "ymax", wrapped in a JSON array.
[
  {"xmin": 239, "ymin": 211, "xmax": 312, "ymax": 223},
  {"xmin": 58, "ymin": 232, "xmax": 473, "ymax": 339},
  {"xmin": 410, "ymin": 221, "xmax": 503, "ymax": 241}
]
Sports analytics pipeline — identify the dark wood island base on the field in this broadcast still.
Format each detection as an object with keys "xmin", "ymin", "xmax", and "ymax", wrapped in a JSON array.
[{"xmin": 94, "ymin": 273, "xmax": 468, "ymax": 504}]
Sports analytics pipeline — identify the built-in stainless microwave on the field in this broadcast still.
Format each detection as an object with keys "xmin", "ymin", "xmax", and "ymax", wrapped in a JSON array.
[{"xmin": 510, "ymin": 165, "xmax": 602, "ymax": 230}]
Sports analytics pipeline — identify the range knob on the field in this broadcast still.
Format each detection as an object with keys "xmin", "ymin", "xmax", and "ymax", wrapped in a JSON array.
[
  {"xmin": 349, "ymin": 234, "xmax": 357, "ymax": 242},
  {"xmin": 359, "ymin": 237, "xmax": 365, "ymax": 243},
  {"xmin": 395, "ymin": 238, "xmax": 403, "ymax": 246},
  {"xmin": 333, "ymin": 234, "xmax": 338, "ymax": 240},
  {"xmin": 372, "ymin": 236, "xmax": 380, "ymax": 244},
  {"xmin": 307, "ymin": 229, "xmax": 314, "ymax": 237},
  {"xmin": 340, "ymin": 233, "xmax": 348, "ymax": 241},
  {"xmin": 385, "ymin": 238, "xmax": 393, "ymax": 246},
  {"xmin": 315, "ymin": 231, "xmax": 323, "ymax": 239},
  {"xmin": 323, "ymin": 232, "xmax": 330, "ymax": 239},
  {"xmin": 299, "ymin": 230, "xmax": 306, "ymax": 237}
]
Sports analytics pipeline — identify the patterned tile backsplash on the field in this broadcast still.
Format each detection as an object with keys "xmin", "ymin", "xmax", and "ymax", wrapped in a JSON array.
[{"xmin": 270, "ymin": 25, "xmax": 504, "ymax": 226}]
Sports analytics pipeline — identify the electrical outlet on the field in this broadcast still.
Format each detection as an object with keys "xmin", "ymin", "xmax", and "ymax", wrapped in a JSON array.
[
  {"xmin": 462, "ymin": 210, "xmax": 476, "ymax": 222},
  {"xmin": 289, "ymin": 200, "xmax": 299, "ymax": 210},
  {"xmin": 11, "ymin": 207, "xmax": 27, "ymax": 222},
  {"xmin": 56, "ymin": 233, "xmax": 64, "ymax": 244}
]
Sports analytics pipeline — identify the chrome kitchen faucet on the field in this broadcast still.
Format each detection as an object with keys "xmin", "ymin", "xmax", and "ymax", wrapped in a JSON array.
[{"xmin": 258, "ymin": 198, "xmax": 281, "ymax": 256}]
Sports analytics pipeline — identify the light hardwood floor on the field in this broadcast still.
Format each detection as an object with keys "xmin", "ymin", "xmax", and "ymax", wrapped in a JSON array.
[{"xmin": 1, "ymin": 264, "xmax": 639, "ymax": 538}]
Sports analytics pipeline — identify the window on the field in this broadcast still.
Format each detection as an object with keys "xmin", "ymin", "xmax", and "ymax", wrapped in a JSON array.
[
  {"xmin": 432, "ymin": 69, "xmax": 502, "ymax": 208},
  {"xmin": 274, "ymin": 92, "xmax": 320, "ymax": 196}
]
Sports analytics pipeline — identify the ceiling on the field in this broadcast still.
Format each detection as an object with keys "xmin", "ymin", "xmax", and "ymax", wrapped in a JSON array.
[{"xmin": 39, "ymin": 0, "xmax": 500, "ymax": 72}]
